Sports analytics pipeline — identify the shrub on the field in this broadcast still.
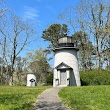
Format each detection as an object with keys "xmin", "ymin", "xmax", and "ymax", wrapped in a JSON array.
[
  {"xmin": 14, "ymin": 81, "xmax": 26, "ymax": 86},
  {"xmin": 46, "ymin": 73, "xmax": 53, "ymax": 85},
  {"xmin": 80, "ymin": 69, "xmax": 110, "ymax": 86}
]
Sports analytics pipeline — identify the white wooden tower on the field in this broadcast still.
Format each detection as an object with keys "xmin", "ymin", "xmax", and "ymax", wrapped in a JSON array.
[
  {"xmin": 53, "ymin": 36, "xmax": 81, "ymax": 87},
  {"xmin": 27, "ymin": 74, "xmax": 36, "ymax": 87}
]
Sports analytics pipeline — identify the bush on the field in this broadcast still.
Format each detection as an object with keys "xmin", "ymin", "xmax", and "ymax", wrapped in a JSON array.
[
  {"xmin": 80, "ymin": 69, "xmax": 110, "ymax": 86},
  {"xmin": 14, "ymin": 81, "xmax": 26, "ymax": 86},
  {"xmin": 46, "ymin": 73, "xmax": 53, "ymax": 85}
]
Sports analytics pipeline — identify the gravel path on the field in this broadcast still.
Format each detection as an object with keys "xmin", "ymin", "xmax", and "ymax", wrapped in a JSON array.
[{"xmin": 34, "ymin": 87, "xmax": 70, "ymax": 110}]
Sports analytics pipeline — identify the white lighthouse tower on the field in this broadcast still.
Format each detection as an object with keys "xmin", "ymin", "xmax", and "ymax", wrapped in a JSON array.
[{"xmin": 53, "ymin": 36, "xmax": 81, "ymax": 87}]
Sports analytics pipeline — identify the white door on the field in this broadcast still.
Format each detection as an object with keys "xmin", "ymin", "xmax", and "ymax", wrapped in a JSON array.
[{"xmin": 60, "ymin": 70, "xmax": 67, "ymax": 85}]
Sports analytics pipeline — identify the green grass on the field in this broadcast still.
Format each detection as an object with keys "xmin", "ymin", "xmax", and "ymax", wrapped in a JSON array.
[
  {"xmin": 59, "ymin": 86, "xmax": 110, "ymax": 110},
  {"xmin": 0, "ymin": 86, "xmax": 50, "ymax": 110}
]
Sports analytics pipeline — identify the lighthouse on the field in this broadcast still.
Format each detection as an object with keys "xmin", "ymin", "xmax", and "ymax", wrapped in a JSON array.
[{"xmin": 53, "ymin": 36, "xmax": 81, "ymax": 87}]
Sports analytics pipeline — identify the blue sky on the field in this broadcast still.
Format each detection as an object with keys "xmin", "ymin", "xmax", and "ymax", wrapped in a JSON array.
[{"xmin": 3, "ymin": 0, "xmax": 80, "ymax": 66}]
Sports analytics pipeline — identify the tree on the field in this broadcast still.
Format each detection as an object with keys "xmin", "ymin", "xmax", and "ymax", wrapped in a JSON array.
[
  {"xmin": 0, "ymin": 0, "xmax": 9, "ymax": 18},
  {"xmin": 58, "ymin": 0, "xmax": 110, "ymax": 69},
  {"xmin": 26, "ymin": 48, "xmax": 52, "ymax": 84},
  {"xmin": 72, "ymin": 31, "xmax": 95, "ymax": 70},
  {"xmin": 0, "ymin": 13, "xmax": 36, "ymax": 85},
  {"xmin": 0, "ymin": 0, "xmax": 11, "ymax": 85},
  {"xmin": 85, "ymin": 0, "xmax": 110, "ymax": 69},
  {"xmin": 42, "ymin": 24, "xmax": 69, "ymax": 48}
]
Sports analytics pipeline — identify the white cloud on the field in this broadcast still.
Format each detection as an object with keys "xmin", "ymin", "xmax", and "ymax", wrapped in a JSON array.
[{"xmin": 23, "ymin": 6, "xmax": 39, "ymax": 20}]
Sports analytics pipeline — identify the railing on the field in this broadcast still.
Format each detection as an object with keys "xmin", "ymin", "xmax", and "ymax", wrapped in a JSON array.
[{"xmin": 58, "ymin": 43, "xmax": 74, "ymax": 47}]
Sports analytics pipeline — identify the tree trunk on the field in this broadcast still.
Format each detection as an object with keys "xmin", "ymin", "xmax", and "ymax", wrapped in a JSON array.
[{"xmin": 9, "ymin": 75, "xmax": 13, "ymax": 86}]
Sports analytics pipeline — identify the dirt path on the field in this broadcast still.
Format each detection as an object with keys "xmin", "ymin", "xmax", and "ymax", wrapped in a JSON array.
[{"xmin": 34, "ymin": 87, "xmax": 70, "ymax": 110}]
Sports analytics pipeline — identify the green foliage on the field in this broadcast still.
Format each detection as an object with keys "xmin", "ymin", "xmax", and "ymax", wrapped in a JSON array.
[
  {"xmin": 59, "ymin": 86, "xmax": 110, "ymax": 110},
  {"xmin": 14, "ymin": 81, "xmax": 26, "ymax": 86},
  {"xmin": 42, "ymin": 23, "xmax": 69, "ymax": 48},
  {"xmin": 72, "ymin": 31, "xmax": 95, "ymax": 70},
  {"xmin": 26, "ymin": 48, "xmax": 51, "ymax": 84},
  {"xmin": 59, "ymin": 0, "xmax": 110, "ymax": 69},
  {"xmin": 0, "ymin": 86, "xmax": 50, "ymax": 110},
  {"xmin": 80, "ymin": 69, "xmax": 110, "ymax": 86},
  {"xmin": 46, "ymin": 73, "xmax": 53, "ymax": 85}
]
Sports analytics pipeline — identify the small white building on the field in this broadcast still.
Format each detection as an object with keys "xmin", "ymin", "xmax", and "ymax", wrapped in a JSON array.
[
  {"xmin": 53, "ymin": 36, "xmax": 81, "ymax": 87},
  {"xmin": 27, "ymin": 74, "xmax": 36, "ymax": 87}
]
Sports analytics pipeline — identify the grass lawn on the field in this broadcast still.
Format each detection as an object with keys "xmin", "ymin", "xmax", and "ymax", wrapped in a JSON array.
[
  {"xmin": 59, "ymin": 85, "xmax": 110, "ymax": 110},
  {"xmin": 0, "ymin": 86, "xmax": 50, "ymax": 110}
]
